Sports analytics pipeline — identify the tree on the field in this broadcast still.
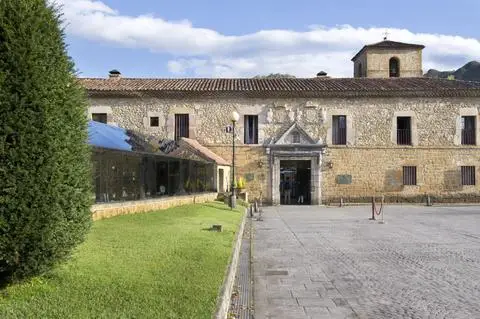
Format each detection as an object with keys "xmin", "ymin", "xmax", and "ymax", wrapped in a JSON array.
[{"xmin": 0, "ymin": 0, "xmax": 92, "ymax": 284}]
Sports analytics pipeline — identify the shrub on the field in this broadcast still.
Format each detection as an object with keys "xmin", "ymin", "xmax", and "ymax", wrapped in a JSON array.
[
  {"xmin": 0, "ymin": 0, "xmax": 92, "ymax": 284},
  {"xmin": 235, "ymin": 177, "xmax": 246, "ymax": 190}
]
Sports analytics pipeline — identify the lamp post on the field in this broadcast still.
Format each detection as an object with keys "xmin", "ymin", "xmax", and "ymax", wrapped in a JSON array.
[{"xmin": 230, "ymin": 111, "xmax": 240, "ymax": 209}]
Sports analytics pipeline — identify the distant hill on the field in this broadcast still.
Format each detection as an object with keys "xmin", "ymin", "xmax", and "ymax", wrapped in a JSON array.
[
  {"xmin": 253, "ymin": 73, "xmax": 296, "ymax": 79},
  {"xmin": 425, "ymin": 61, "xmax": 480, "ymax": 81}
]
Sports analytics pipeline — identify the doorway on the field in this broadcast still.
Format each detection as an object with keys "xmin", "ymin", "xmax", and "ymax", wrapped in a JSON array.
[
  {"xmin": 218, "ymin": 169, "xmax": 225, "ymax": 192},
  {"xmin": 280, "ymin": 160, "xmax": 311, "ymax": 205}
]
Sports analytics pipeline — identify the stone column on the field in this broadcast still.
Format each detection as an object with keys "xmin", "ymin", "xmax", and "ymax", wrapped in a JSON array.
[
  {"xmin": 310, "ymin": 155, "xmax": 322, "ymax": 205},
  {"xmin": 272, "ymin": 156, "xmax": 281, "ymax": 205}
]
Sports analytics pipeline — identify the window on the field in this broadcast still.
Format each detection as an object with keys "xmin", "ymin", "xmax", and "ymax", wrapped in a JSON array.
[
  {"xmin": 332, "ymin": 115, "xmax": 347, "ymax": 145},
  {"xmin": 397, "ymin": 117, "xmax": 412, "ymax": 145},
  {"xmin": 92, "ymin": 113, "xmax": 107, "ymax": 124},
  {"xmin": 244, "ymin": 115, "xmax": 258, "ymax": 144},
  {"xmin": 174, "ymin": 114, "xmax": 189, "ymax": 140},
  {"xmin": 357, "ymin": 63, "xmax": 363, "ymax": 77},
  {"xmin": 389, "ymin": 57, "xmax": 400, "ymax": 77},
  {"xmin": 150, "ymin": 116, "xmax": 159, "ymax": 127},
  {"xmin": 461, "ymin": 116, "xmax": 476, "ymax": 145},
  {"xmin": 461, "ymin": 166, "xmax": 475, "ymax": 185},
  {"xmin": 403, "ymin": 166, "xmax": 417, "ymax": 185},
  {"xmin": 291, "ymin": 131, "xmax": 300, "ymax": 144}
]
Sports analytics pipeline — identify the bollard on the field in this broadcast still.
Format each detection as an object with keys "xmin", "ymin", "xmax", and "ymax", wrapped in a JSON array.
[
  {"xmin": 340, "ymin": 197, "xmax": 344, "ymax": 207},
  {"xmin": 370, "ymin": 196, "xmax": 376, "ymax": 220},
  {"xmin": 426, "ymin": 195, "xmax": 432, "ymax": 207},
  {"xmin": 379, "ymin": 195, "xmax": 385, "ymax": 224}
]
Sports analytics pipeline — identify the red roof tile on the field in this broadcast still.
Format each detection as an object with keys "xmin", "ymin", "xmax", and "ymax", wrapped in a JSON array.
[
  {"xmin": 172, "ymin": 138, "xmax": 230, "ymax": 166},
  {"xmin": 351, "ymin": 40, "xmax": 425, "ymax": 61},
  {"xmin": 78, "ymin": 77, "xmax": 480, "ymax": 98}
]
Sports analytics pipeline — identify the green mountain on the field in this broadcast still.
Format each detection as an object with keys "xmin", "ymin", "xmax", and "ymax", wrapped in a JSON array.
[{"xmin": 425, "ymin": 61, "xmax": 480, "ymax": 81}]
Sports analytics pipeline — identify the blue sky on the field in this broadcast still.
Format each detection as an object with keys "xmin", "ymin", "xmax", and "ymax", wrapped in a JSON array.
[{"xmin": 59, "ymin": 0, "xmax": 480, "ymax": 78}]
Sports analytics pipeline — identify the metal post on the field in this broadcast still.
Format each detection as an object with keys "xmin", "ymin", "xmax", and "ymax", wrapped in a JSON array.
[
  {"xmin": 380, "ymin": 195, "xmax": 385, "ymax": 224},
  {"xmin": 230, "ymin": 120, "xmax": 237, "ymax": 209},
  {"xmin": 370, "ymin": 196, "xmax": 376, "ymax": 220}
]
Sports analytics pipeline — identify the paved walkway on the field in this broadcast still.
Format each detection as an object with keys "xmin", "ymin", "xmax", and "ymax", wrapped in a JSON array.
[{"xmin": 253, "ymin": 205, "xmax": 480, "ymax": 319}]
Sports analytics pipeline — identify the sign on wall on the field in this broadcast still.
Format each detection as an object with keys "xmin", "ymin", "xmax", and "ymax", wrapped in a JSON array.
[
  {"xmin": 336, "ymin": 175, "xmax": 352, "ymax": 185},
  {"xmin": 245, "ymin": 173, "xmax": 255, "ymax": 182}
]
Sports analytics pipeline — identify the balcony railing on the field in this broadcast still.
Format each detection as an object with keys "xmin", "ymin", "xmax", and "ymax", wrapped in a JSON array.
[
  {"xmin": 461, "ymin": 129, "xmax": 476, "ymax": 145},
  {"xmin": 332, "ymin": 128, "xmax": 347, "ymax": 145},
  {"xmin": 397, "ymin": 129, "xmax": 412, "ymax": 145}
]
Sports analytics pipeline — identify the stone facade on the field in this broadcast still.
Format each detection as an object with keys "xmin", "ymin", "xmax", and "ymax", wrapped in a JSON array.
[
  {"xmin": 352, "ymin": 40, "xmax": 424, "ymax": 78},
  {"xmin": 87, "ymin": 95, "xmax": 480, "ymax": 204},
  {"xmin": 365, "ymin": 49, "xmax": 423, "ymax": 78}
]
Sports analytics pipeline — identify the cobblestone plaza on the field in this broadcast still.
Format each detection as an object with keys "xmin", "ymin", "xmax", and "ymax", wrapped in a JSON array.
[{"xmin": 253, "ymin": 205, "xmax": 480, "ymax": 319}]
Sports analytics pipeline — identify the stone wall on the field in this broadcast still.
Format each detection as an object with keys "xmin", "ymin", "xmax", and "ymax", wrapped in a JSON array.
[
  {"xmin": 207, "ymin": 145, "xmax": 269, "ymax": 202},
  {"xmin": 323, "ymin": 147, "xmax": 480, "ymax": 204},
  {"xmin": 91, "ymin": 192, "xmax": 218, "ymax": 221},
  {"xmin": 353, "ymin": 53, "xmax": 367, "ymax": 78},
  {"xmin": 88, "ymin": 95, "xmax": 480, "ymax": 203},
  {"xmin": 89, "ymin": 96, "xmax": 480, "ymax": 148}
]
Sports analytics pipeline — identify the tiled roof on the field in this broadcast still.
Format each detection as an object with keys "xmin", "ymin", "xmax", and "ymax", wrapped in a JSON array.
[
  {"xmin": 172, "ymin": 138, "xmax": 230, "ymax": 166},
  {"xmin": 79, "ymin": 77, "xmax": 480, "ymax": 98},
  {"xmin": 352, "ymin": 40, "xmax": 425, "ymax": 61}
]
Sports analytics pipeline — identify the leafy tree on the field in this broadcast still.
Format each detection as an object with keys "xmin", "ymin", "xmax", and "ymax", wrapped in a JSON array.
[{"xmin": 0, "ymin": 0, "xmax": 92, "ymax": 284}]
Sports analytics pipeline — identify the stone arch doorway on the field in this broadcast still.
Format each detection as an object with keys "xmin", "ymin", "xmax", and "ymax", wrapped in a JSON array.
[{"xmin": 266, "ymin": 122, "xmax": 324, "ymax": 206}]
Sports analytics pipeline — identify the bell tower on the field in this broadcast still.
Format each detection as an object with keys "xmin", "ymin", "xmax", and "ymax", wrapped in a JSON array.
[{"xmin": 351, "ymin": 39, "xmax": 425, "ymax": 78}]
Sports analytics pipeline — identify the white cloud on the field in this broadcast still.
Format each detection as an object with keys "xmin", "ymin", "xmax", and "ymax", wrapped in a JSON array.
[{"xmin": 52, "ymin": 0, "xmax": 480, "ymax": 77}]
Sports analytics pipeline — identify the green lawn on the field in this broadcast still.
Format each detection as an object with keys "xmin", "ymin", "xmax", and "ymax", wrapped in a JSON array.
[{"xmin": 0, "ymin": 202, "xmax": 243, "ymax": 319}]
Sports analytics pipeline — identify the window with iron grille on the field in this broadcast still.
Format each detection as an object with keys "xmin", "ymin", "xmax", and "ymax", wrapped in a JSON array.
[
  {"xmin": 150, "ymin": 116, "xmax": 159, "ymax": 127},
  {"xmin": 92, "ymin": 113, "xmax": 107, "ymax": 124},
  {"xmin": 403, "ymin": 166, "xmax": 417, "ymax": 185},
  {"xmin": 461, "ymin": 116, "xmax": 476, "ymax": 145},
  {"xmin": 461, "ymin": 166, "xmax": 475, "ymax": 185},
  {"xmin": 397, "ymin": 117, "xmax": 412, "ymax": 145},
  {"xmin": 174, "ymin": 114, "xmax": 189, "ymax": 140},
  {"xmin": 244, "ymin": 115, "xmax": 258, "ymax": 144},
  {"xmin": 332, "ymin": 115, "xmax": 347, "ymax": 145}
]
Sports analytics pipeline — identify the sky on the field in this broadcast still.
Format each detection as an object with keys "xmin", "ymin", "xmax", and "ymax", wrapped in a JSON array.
[{"xmin": 54, "ymin": 0, "xmax": 480, "ymax": 78}]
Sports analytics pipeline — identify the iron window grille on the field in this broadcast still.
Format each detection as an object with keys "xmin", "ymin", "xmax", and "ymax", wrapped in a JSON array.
[
  {"xmin": 332, "ymin": 115, "xmax": 347, "ymax": 145},
  {"xmin": 244, "ymin": 115, "xmax": 258, "ymax": 144},
  {"xmin": 461, "ymin": 116, "xmax": 476, "ymax": 145},
  {"xmin": 174, "ymin": 114, "xmax": 189, "ymax": 140},
  {"xmin": 461, "ymin": 166, "xmax": 475, "ymax": 186},
  {"xmin": 397, "ymin": 117, "xmax": 412, "ymax": 145},
  {"xmin": 403, "ymin": 166, "xmax": 417, "ymax": 185}
]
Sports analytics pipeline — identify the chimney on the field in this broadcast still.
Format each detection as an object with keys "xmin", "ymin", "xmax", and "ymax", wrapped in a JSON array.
[
  {"xmin": 108, "ymin": 69, "xmax": 121, "ymax": 79},
  {"xmin": 316, "ymin": 71, "xmax": 329, "ymax": 78}
]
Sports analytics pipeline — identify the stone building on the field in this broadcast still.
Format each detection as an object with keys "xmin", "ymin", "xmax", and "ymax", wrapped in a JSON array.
[{"xmin": 80, "ymin": 40, "xmax": 480, "ymax": 205}]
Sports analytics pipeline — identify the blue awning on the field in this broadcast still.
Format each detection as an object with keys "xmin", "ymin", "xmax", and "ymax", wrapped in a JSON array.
[{"xmin": 88, "ymin": 121, "xmax": 132, "ymax": 151}]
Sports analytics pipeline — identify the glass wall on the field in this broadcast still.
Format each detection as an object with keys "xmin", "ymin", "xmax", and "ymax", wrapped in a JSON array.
[{"xmin": 92, "ymin": 147, "xmax": 215, "ymax": 203}]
